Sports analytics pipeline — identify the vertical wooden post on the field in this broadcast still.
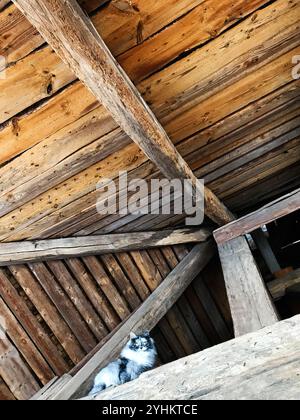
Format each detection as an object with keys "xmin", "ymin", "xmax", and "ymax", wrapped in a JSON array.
[
  {"xmin": 251, "ymin": 229, "xmax": 281, "ymax": 274},
  {"xmin": 218, "ymin": 236, "xmax": 279, "ymax": 337}
]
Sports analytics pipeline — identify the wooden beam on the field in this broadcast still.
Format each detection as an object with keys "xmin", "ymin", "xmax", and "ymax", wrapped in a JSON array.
[
  {"xmin": 218, "ymin": 236, "xmax": 279, "ymax": 337},
  {"xmin": 214, "ymin": 188, "xmax": 300, "ymax": 245},
  {"xmin": 87, "ymin": 315, "xmax": 300, "ymax": 401},
  {"xmin": 12, "ymin": 0, "xmax": 234, "ymax": 226},
  {"xmin": 0, "ymin": 228, "xmax": 210, "ymax": 265},
  {"xmin": 251, "ymin": 229, "xmax": 281, "ymax": 274},
  {"xmin": 0, "ymin": 324, "xmax": 40, "ymax": 400},
  {"xmin": 49, "ymin": 241, "xmax": 215, "ymax": 400},
  {"xmin": 268, "ymin": 269, "xmax": 300, "ymax": 301}
]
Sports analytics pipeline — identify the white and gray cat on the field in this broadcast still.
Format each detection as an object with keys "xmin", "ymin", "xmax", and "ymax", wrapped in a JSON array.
[{"xmin": 89, "ymin": 331, "xmax": 157, "ymax": 396}]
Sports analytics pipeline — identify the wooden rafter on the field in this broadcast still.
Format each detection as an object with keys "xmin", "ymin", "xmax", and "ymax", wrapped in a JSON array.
[
  {"xmin": 214, "ymin": 188, "xmax": 300, "ymax": 244},
  {"xmin": 0, "ymin": 228, "xmax": 210, "ymax": 265},
  {"xmin": 42, "ymin": 240, "xmax": 215, "ymax": 400},
  {"xmin": 12, "ymin": 0, "xmax": 234, "ymax": 226}
]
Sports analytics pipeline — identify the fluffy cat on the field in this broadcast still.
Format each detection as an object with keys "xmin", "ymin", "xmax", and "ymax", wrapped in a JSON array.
[{"xmin": 89, "ymin": 331, "xmax": 157, "ymax": 396}]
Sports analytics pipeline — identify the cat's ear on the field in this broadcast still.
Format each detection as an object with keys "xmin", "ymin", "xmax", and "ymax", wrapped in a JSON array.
[
  {"xmin": 143, "ymin": 330, "xmax": 150, "ymax": 337},
  {"xmin": 130, "ymin": 332, "xmax": 137, "ymax": 339}
]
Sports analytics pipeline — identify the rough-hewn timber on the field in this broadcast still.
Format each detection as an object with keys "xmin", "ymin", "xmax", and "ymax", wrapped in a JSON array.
[
  {"xmin": 0, "ymin": 228, "xmax": 211, "ymax": 265},
  {"xmin": 88, "ymin": 316, "xmax": 300, "ymax": 401},
  {"xmin": 12, "ymin": 0, "xmax": 234, "ymax": 226}
]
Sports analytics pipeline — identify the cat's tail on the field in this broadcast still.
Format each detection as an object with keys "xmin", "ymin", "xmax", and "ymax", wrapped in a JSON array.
[{"xmin": 88, "ymin": 383, "xmax": 106, "ymax": 397}]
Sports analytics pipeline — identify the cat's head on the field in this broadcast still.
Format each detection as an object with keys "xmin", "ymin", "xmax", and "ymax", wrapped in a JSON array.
[{"xmin": 128, "ymin": 331, "xmax": 155, "ymax": 352}]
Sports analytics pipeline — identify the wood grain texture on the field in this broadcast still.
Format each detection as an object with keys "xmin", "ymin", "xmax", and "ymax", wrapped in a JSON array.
[
  {"xmin": 91, "ymin": 316, "xmax": 300, "ymax": 401},
  {"xmin": 0, "ymin": 295, "xmax": 55, "ymax": 384},
  {"xmin": 11, "ymin": 0, "xmax": 234, "ymax": 226},
  {"xmin": 218, "ymin": 236, "xmax": 279, "ymax": 337},
  {"xmin": 0, "ymin": 333, "xmax": 40, "ymax": 400},
  {"xmin": 214, "ymin": 188, "xmax": 300, "ymax": 245},
  {"xmin": 0, "ymin": 268, "xmax": 69, "ymax": 375},
  {"xmin": 0, "ymin": 228, "xmax": 211, "ymax": 265},
  {"xmin": 8, "ymin": 264, "xmax": 86, "ymax": 364},
  {"xmin": 51, "ymin": 241, "xmax": 215, "ymax": 400}
]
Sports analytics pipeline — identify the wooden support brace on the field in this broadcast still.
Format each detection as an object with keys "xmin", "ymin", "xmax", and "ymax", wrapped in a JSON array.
[
  {"xmin": 214, "ymin": 188, "xmax": 300, "ymax": 245},
  {"xmin": 45, "ymin": 240, "xmax": 215, "ymax": 400},
  {"xmin": 218, "ymin": 236, "xmax": 279, "ymax": 337}
]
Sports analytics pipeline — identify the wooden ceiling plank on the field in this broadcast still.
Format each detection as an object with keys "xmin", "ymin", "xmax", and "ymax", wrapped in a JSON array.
[
  {"xmin": 89, "ymin": 315, "xmax": 300, "ymax": 401},
  {"xmin": 12, "ymin": 0, "xmax": 233, "ymax": 226}
]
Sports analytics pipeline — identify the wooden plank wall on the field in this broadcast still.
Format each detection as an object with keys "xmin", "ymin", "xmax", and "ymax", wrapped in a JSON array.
[
  {"xmin": 0, "ymin": 0, "xmax": 298, "ymax": 399},
  {"xmin": 0, "ymin": 249, "xmax": 232, "ymax": 400},
  {"xmin": 0, "ymin": 0, "xmax": 299, "ymax": 240}
]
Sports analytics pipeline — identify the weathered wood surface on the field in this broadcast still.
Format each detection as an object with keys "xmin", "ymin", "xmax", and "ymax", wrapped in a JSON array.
[
  {"xmin": 51, "ymin": 241, "xmax": 215, "ymax": 400},
  {"xmin": 214, "ymin": 188, "xmax": 300, "ymax": 245},
  {"xmin": 268, "ymin": 269, "xmax": 300, "ymax": 301},
  {"xmin": 218, "ymin": 236, "xmax": 279, "ymax": 337},
  {"xmin": 0, "ymin": 268, "xmax": 69, "ymax": 375},
  {"xmin": 0, "ymin": 330, "xmax": 40, "ymax": 400},
  {"xmin": 0, "ymin": 228, "xmax": 211, "ymax": 265},
  {"xmin": 251, "ymin": 229, "xmax": 281, "ymax": 274},
  {"xmin": 0, "ymin": 295, "xmax": 55, "ymax": 384},
  {"xmin": 9, "ymin": 264, "xmax": 86, "ymax": 364},
  {"xmin": 89, "ymin": 316, "xmax": 300, "ymax": 401},
  {"xmin": 11, "ymin": 0, "xmax": 234, "ymax": 226},
  {"xmin": 0, "ymin": 1, "xmax": 294, "ymax": 232}
]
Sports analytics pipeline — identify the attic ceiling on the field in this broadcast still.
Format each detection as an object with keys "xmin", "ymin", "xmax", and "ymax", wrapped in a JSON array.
[{"xmin": 0, "ymin": 0, "xmax": 299, "ymax": 242}]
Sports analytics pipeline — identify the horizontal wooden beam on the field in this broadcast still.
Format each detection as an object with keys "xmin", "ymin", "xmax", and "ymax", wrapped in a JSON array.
[
  {"xmin": 12, "ymin": 0, "xmax": 234, "ymax": 226},
  {"xmin": 88, "ymin": 315, "xmax": 300, "ymax": 400},
  {"xmin": 218, "ymin": 236, "xmax": 279, "ymax": 337},
  {"xmin": 49, "ymin": 241, "xmax": 215, "ymax": 400},
  {"xmin": 0, "ymin": 228, "xmax": 210, "ymax": 265},
  {"xmin": 214, "ymin": 188, "xmax": 300, "ymax": 245}
]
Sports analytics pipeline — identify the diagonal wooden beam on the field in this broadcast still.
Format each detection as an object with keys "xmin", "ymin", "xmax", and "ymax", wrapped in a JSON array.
[
  {"xmin": 0, "ymin": 228, "xmax": 210, "ymax": 265},
  {"xmin": 46, "ymin": 240, "xmax": 215, "ymax": 400},
  {"xmin": 12, "ymin": 0, "xmax": 234, "ymax": 226},
  {"xmin": 214, "ymin": 188, "xmax": 300, "ymax": 244}
]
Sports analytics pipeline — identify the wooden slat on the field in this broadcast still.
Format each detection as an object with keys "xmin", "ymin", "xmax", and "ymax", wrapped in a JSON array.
[
  {"xmin": 193, "ymin": 275, "xmax": 231, "ymax": 342},
  {"xmin": 28, "ymin": 262, "xmax": 96, "ymax": 353},
  {"xmin": 0, "ymin": 57, "xmax": 298, "ymax": 242},
  {"xmin": 218, "ymin": 236, "xmax": 279, "ymax": 337},
  {"xmin": 0, "ymin": 268, "xmax": 69, "ymax": 375},
  {"xmin": 214, "ymin": 188, "xmax": 300, "ymax": 245},
  {"xmin": 12, "ymin": 0, "xmax": 233, "ymax": 227},
  {"xmin": 100, "ymin": 254, "xmax": 141, "ymax": 311},
  {"xmin": 0, "ymin": 228, "xmax": 211, "ymax": 264},
  {"xmin": 91, "ymin": 315, "xmax": 300, "ymax": 401},
  {"xmin": 0, "ymin": 295, "xmax": 54, "ymax": 384},
  {"xmin": 83, "ymin": 256, "xmax": 130, "ymax": 320},
  {"xmin": 0, "ymin": 1, "xmax": 297, "ymax": 225},
  {"xmin": 65, "ymin": 258, "xmax": 119, "ymax": 331},
  {"xmin": 0, "ymin": 333, "xmax": 40, "ymax": 400},
  {"xmin": 52, "ymin": 240, "xmax": 215, "ymax": 400},
  {"xmin": 0, "ymin": 377, "xmax": 16, "ymax": 400},
  {"xmin": 46, "ymin": 260, "xmax": 107, "ymax": 341},
  {"xmin": 9, "ymin": 264, "xmax": 85, "ymax": 364}
]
